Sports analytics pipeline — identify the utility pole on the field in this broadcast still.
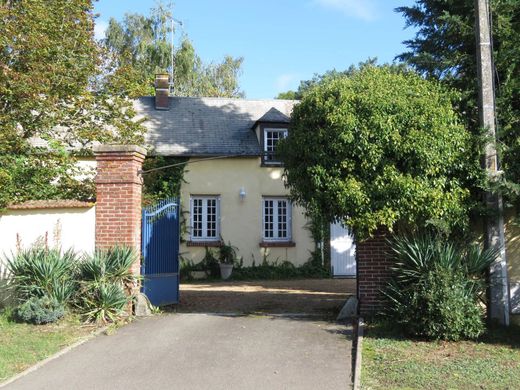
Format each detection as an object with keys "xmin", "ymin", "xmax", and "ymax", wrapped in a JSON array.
[{"xmin": 475, "ymin": 0, "xmax": 510, "ymax": 325}]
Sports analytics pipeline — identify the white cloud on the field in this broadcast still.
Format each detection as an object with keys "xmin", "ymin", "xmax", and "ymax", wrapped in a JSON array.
[
  {"xmin": 314, "ymin": 0, "xmax": 378, "ymax": 21},
  {"xmin": 94, "ymin": 19, "xmax": 109, "ymax": 41},
  {"xmin": 275, "ymin": 73, "xmax": 299, "ymax": 92}
]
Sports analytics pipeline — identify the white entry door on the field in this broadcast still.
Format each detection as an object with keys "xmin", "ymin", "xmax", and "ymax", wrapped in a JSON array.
[{"xmin": 330, "ymin": 223, "xmax": 356, "ymax": 277}]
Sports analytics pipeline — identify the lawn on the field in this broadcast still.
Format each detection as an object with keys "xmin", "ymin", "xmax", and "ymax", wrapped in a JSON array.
[
  {"xmin": 361, "ymin": 319, "xmax": 520, "ymax": 390},
  {"xmin": 0, "ymin": 310, "xmax": 98, "ymax": 383}
]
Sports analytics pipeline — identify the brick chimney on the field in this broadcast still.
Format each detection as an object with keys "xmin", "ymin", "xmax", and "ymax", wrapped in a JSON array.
[{"xmin": 155, "ymin": 73, "xmax": 170, "ymax": 110}]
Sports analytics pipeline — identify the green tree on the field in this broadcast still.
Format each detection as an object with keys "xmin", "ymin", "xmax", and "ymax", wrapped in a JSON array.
[
  {"xmin": 102, "ymin": 4, "xmax": 244, "ymax": 98},
  {"xmin": 396, "ymin": 0, "xmax": 520, "ymax": 195},
  {"xmin": 275, "ymin": 59, "xmax": 381, "ymax": 100},
  {"xmin": 279, "ymin": 65, "xmax": 482, "ymax": 238},
  {"xmin": 0, "ymin": 0, "xmax": 145, "ymax": 208}
]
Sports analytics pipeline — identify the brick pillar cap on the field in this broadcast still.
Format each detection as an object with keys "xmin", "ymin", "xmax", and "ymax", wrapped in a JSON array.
[{"xmin": 93, "ymin": 144, "xmax": 147, "ymax": 156}]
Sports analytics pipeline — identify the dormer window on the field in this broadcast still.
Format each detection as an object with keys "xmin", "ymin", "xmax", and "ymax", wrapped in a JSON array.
[
  {"xmin": 263, "ymin": 128, "xmax": 288, "ymax": 164},
  {"xmin": 252, "ymin": 107, "xmax": 291, "ymax": 167}
]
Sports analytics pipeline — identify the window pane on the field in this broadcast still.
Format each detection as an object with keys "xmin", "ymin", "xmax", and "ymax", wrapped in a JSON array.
[
  {"xmin": 264, "ymin": 199, "xmax": 273, "ymax": 238},
  {"xmin": 192, "ymin": 197, "xmax": 219, "ymax": 240}
]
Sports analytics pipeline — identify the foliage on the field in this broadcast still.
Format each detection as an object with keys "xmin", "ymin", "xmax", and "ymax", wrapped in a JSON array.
[
  {"xmin": 396, "ymin": 0, "xmax": 520, "ymax": 198},
  {"xmin": 0, "ymin": 311, "xmax": 92, "ymax": 381},
  {"xmin": 142, "ymin": 156, "xmax": 188, "ymax": 205},
  {"xmin": 276, "ymin": 58, "xmax": 380, "ymax": 100},
  {"xmin": 230, "ymin": 257, "xmax": 330, "ymax": 280},
  {"xmin": 75, "ymin": 247, "xmax": 138, "ymax": 324},
  {"xmin": 218, "ymin": 242, "xmax": 238, "ymax": 265},
  {"xmin": 76, "ymin": 247, "xmax": 138, "ymax": 287},
  {"xmin": 181, "ymin": 253, "xmax": 330, "ymax": 281},
  {"xmin": 79, "ymin": 283, "xmax": 128, "ymax": 325},
  {"xmin": 3, "ymin": 246, "xmax": 137, "ymax": 324},
  {"xmin": 384, "ymin": 235, "xmax": 496, "ymax": 341},
  {"xmin": 0, "ymin": 0, "xmax": 147, "ymax": 208},
  {"xmin": 362, "ymin": 319, "xmax": 520, "ymax": 390},
  {"xmin": 15, "ymin": 296, "xmax": 64, "ymax": 325},
  {"xmin": 279, "ymin": 65, "xmax": 482, "ymax": 238},
  {"xmin": 102, "ymin": 3, "xmax": 244, "ymax": 98},
  {"xmin": 180, "ymin": 248, "xmax": 220, "ymax": 280},
  {"xmin": 4, "ymin": 248, "xmax": 77, "ymax": 305}
]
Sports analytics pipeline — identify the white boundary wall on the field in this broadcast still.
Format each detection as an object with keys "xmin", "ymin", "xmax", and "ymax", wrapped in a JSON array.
[{"xmin": 0, "ymin": 206, "xmax": 95, "ymax": 278}]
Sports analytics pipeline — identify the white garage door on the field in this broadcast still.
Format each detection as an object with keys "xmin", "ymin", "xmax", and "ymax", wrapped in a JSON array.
[{"xmin": 330, "ymin": 223, "xmax": 356, "ymax": 277}]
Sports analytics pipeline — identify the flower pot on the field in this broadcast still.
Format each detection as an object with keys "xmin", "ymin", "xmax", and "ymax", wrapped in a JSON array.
[{"xmin": 219, "ymin": 263, "xmax": 233, "ymax": 280}]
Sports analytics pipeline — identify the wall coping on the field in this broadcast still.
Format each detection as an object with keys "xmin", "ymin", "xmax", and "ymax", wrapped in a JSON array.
[
  {"xmin": 7, "ymin": 200, "xmax": 95, "ymax": 210},
  {"xmin": 93, "ymin": 144, "xmax": 147, "ymax": 156}
]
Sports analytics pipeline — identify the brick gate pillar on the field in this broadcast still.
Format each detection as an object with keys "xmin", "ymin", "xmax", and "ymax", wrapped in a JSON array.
[
  {"xmin": 356, "ymin": 229, "xmax": 393, "ymax": 316},
  {"xmin": 93, "ymin": 145, "xmax": 147, "ymax": 276}
]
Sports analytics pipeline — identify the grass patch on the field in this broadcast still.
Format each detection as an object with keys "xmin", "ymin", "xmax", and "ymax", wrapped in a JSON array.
[
  {"xmin": 361, "ymin": 319, "xmax": 520, "ymax": 389},
  {"xmin": 0, "ymin": 309, "xmax": 98, "ymax": 382}
]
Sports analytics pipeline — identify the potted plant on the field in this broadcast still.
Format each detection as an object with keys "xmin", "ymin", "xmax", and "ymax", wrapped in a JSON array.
[{"xmin": 218, "ymin": 242, "xmax": 237, "ymax": 280}]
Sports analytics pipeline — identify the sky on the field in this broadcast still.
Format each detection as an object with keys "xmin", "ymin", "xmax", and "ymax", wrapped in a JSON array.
[{"xmin": 94, "ymin": 0, "xmax": 417, "ymax": 99}]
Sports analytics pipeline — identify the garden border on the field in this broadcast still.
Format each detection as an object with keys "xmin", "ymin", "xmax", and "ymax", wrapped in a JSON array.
[
  {"xmin": 353, "ymin": 317, "xmax": 364, "ymax": 390},
  {"xmin": 0, "ymin": 325, "xmax": 109, "ymax": 388}
]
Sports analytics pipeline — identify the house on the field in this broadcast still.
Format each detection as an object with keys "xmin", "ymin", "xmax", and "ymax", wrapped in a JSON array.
[{"xmin": 134, "ymin": 79, "xmax": 316, "ymax": 267}]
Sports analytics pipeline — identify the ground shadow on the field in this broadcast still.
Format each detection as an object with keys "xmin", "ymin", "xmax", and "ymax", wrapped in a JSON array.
[{"xmin": 163, "ymin": 278, "xmax": 356, "ymax": 320}]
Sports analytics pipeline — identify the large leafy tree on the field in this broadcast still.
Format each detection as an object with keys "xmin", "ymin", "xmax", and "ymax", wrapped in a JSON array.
[
  {"xmin": 102, "ymin": 4, "xmax": 244, "ymax": 98},
  {"xmin": 396, "ymin": 0, "xmax": 520, "ymax": 195},
  {"xmin": 279, "ymin": 65, "xmax": 482, "ymax": 238},
  {"xmin": 0, "ymin": 0, "xmax": 145, "ymax": 208}
]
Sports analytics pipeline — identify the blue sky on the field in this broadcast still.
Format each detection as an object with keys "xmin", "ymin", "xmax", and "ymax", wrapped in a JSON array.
[{"xmin": 94, "ymin": 0, "xmax": 417, "ymax": 99}]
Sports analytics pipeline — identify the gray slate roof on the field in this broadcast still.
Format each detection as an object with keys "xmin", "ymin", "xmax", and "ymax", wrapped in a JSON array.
[{"xmin": 135, "ymin": 96, "xmax": 296, "ymax": 156}]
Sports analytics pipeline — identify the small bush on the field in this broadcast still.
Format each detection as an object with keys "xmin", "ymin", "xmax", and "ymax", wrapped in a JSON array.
[
  {"xmin": 75, "ymin": 247, "xmax": 137, "ymax": 323},
  {"xmin": 79, "ymin": 282, "xmax": 128, "ymax": 324},
  {"xmin": 385, "ymin": 235, "xmax": 496, "ymax": 341},
  {"xmin": 15, "ymin": 296, "xmax": 64, "ymax": 325},
  {"xmin": 5, "ymin": 248, "xmax": 77, "ymax": 304}
]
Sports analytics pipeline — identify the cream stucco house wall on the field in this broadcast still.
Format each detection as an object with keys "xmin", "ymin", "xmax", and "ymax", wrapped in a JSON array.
[
  {"xmin": 136, "ymin": 94, "xmax": 314, "ymax": 267},
  {"xmin": 180, "ymin": 158, "xmax": 313, "ymax": 266}
]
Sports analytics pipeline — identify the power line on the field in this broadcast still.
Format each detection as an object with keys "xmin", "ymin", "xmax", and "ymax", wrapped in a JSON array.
[{"xmin": 138, "ymin": 154, "xmax": 254, "ymax": 175}]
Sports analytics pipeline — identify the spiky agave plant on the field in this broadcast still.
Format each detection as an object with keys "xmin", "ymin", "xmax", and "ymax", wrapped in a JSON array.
[
  {"xmin": 384, "ymin": 234, "xmax": 497, "ymax": 340},
  {"xmin": 5, "ymin": 247, "xmax": 77, "ymax": 305},
  {"xmin": 81, "ymin": 283, "xmax": 128, "ymax": 324},
  {"xmin": 76, "ymin": 246, "xmax": 138, "ymax": 323}
]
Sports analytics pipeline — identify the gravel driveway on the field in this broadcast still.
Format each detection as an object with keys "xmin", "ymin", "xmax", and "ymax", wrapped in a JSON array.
[{"xmin": 177, "ymin": 278, "xmax": 356, "ymax": 316}]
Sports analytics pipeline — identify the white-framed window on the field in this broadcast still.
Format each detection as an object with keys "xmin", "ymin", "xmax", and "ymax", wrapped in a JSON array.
[
  {"xmin": 262, "ymin": 197, "xmax": 292, "ymax": 241},
  {"xmin": 190, "ymin": 196, "xmax": 220, "ymax": 241},
  {"xmin": 263, "ymin": 128, "xmax": 288, "ymax": 164}
]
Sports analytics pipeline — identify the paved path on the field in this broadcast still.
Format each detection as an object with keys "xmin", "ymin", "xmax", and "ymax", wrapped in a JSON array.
[{"xmin": 5, "ymin": 313, "xmax": 353, "ymax": 390}]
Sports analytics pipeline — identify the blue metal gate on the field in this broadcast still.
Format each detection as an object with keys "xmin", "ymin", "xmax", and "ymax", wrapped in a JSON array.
[{"xmin": 141, "ymin": 198, "xmax": 180, "ymax": 306}]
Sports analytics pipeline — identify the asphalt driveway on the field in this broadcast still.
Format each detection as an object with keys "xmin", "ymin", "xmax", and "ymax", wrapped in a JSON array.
[{"xmin": 4, "ymin": 313, "xmax": 353, "ymax": 390}]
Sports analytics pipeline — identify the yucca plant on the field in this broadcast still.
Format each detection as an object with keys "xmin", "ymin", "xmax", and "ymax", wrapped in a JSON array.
[
  {"xmin": 385, "ymin": 234, "xmax": 497, "ymax": 340},
  {"xmin": 80, "ymin": 282, "xmax": 128, "ymax": 324},
  {"xmin": 76, "ymin": 246, "xmax": 137, "ymax": 323},
  {"xmin": 4, "ymin": 247, "xmax": 77, "ymax": 305},
  {"xmin": 77, "ymin": 246, "xmax": 137, "ymax": 286}
]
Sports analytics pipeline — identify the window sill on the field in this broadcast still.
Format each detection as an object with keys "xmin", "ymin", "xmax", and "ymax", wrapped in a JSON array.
[
  {"xmin": 261, "ymin": 161, "xmax": 284, "ymax": 167},
  {"xmin": 187, "ymin": 240, "xmax": 223, "ymax": 247},
  {"xmin": 259, "ymin": 241, "xmax": 296, "ymax": 248}
]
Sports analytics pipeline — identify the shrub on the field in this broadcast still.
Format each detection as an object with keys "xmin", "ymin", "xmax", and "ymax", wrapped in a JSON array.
[
  {"xmin": 385, "ymin": 235, "xmax": 496, "ymax": 341},
  {"xmin": 80, "ymin": 283, "xmax": 128, "ymax": 324},
  {"xmin": 5, "ymin": 248, "xmax": 77, "ymax": 305},
  {"xmin": 75, "ymin": 247, "xmax": 137, "ymax": 323},
  {"xmin": 15, "ymin": 296, "xmax": 65, "ymax": 325},
  {"xmin": 77, "ymin": 246, "xmax": 137, "ymax": 286}
]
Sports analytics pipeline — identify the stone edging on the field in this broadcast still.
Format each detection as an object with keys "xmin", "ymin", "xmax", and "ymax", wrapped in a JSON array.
[
  {"xmin": 0, "ymin": 325, "xmax": 109, "ymax": 388},
  {"xmin": 353, "ymin": 317, "xmax": 364, "ymax": 390}
]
